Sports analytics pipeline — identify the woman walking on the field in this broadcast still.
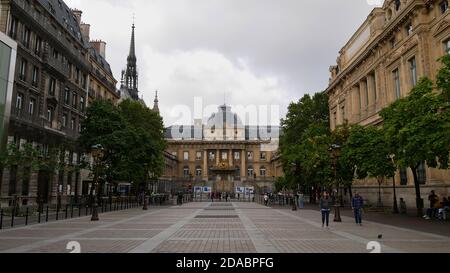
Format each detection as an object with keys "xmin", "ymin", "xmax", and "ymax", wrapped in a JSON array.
[{"xmin": 320, "ymin": 191, "xmax": 332, "ymax": 228}]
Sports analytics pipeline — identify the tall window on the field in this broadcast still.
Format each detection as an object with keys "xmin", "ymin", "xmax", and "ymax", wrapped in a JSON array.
[
  {"xmin": 365, "ymin": 79, "xmax": 369, "ymax": 106},
  {"xmin": 47, "ymin": 106, "xmax": 53, "ymax": 122},
  {"xmin": 70, "ymin": 118, "xmax": 75, "ymax": 130},
  {"xmin": 371, "ymin": 73, "xmax": 377, "ymax": 101},
  {"xmin": 247, "ymin": 167, "xmax": 254, "ymax": 178},
  {"xmin": 260, "ymin": 166, "xmax": 266, "ymax": 177},
  {"xmin": 183, "ymin": 167, "xmax": 190, "ymax": 177},
  {"xmin": 196, "ymin": 151, "xmax": 202, "ymax": 161},
  {"xmin": 34, "ymin": 36, "xmax": 42, "ymax": 55},
  {"xmin": 260, "ymin": 152, "xmax": 267, "ymax": 161},
  {"xmin": 195, "ymin": 167, "xmax": 202, "ymax": 177},
  {"xmin": 80, "ymin": 96, "xmax": 85, "ymax": 112},
  {"xmin": 8, "ymin": 16, "xmax": 18, "ymax": 39},
  {"xmin": 209, "ymin": 151, "xmax": 215, "ymax": 160},
  {"xmin": 183, "ymin": 151, "xmax": 189, "ymax": 161},
  {"xmin": 418, "ymin": 162, "xmax": 427, "ymax": 185},
  {"xmin": 445, "ymin": 39, "xmax": 450, "ymax": 55},
  {"xmin": 221, "ymin": 151, "xmax": 228, "ymax": 161},
  {"xmin": 405, "ymin": 23, "xmax": 413, "ymax": 36},
  {"xmin": 409, "ymin": 57, "xmax": 417, "ymax": 87},
  {"xmin": 441, "ymin": 0, "xmax": 449, "ymax": 13},
  {"xmin": 393, "ymin": 68, "xmax": 401, "ymax": 99},
  {"xmin": 22, "ymin": 26, "xmax": 30, "ymax": 48},
  {"xmin": 72, "ymin": 92, "xmax": 77, "ymax": 108},
  {"xmin": 234, "ymin": 151, "xmax": 240, "ymax": 160},
  {"xmin": 19, "ymin": 59, "xmax": 27, "ymax": 81},
  {"xmin": 400, "ymin": 168, "xmax": 408, "ymax": 185},
  {"xmin": 32, "ymin": 66, "xmax": 39, "ymax": 87},
  {"xmin": 64, "ymin": 88, "xmax": 70, "ymax": 104},
  {"xmin": 48, "ymin": 78, "xmax": 56, "ymax": 96},
  {"xmin": 62, "ymin": 113, "xmax": 67, "ymax": 127},
  {"xmin": 28, "ymin": 98, "xmax": 35, "ymax": 115},
  {"xmin": 247, "ymin": 151, "xmax": 254, "ymax": 160},
  {"xmin": 16, "ymin": 93, "xmax": 23, "ymax": 111}
]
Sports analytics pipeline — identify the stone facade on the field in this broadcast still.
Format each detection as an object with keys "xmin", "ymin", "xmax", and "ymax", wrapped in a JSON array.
[
  {"xmin": 0, "ymin": 0, "xmax": 104, "ymax": 207},
  {"xmin": 326, "ymin": 0, "xmax": 450, "ymax": 208},
  {"xmin": 164, "ymin": 105, "xmax": 279, "ymax": 195}
]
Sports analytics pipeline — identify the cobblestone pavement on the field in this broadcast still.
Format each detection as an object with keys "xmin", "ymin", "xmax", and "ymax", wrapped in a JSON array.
[{"xmin": 0, "ymin": 202, "xmax": 449, "ymax": 253}]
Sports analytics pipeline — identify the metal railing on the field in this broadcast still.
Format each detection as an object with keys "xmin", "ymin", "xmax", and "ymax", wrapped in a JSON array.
[{"xmin": 0, "ymin": 196, "xmax": 139, "ymax": 230}]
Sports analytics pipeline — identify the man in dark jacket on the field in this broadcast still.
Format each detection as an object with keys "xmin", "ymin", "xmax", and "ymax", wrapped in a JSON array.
[{"xmin": 352, "ymin": 192, "xmax": 364, "ymax": 226}]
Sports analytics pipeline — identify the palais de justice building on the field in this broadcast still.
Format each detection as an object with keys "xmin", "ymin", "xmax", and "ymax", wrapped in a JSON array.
[
  {"xmin": 162, "ymin": 105, "xmax": 281, "ymax": 195},
  {"xmin": 326, "ymin": 0, "xmax": 450, "ymax": 207}
]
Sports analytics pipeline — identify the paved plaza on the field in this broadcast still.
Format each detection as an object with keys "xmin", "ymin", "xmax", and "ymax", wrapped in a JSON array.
[{"xmin": 0, "ymin": 202, "xmax": 449, "ymax": 253}]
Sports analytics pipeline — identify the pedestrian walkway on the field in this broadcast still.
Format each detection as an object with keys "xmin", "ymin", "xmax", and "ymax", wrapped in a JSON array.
[{"xmin": 0, "ymin": 202, "xmax": 449, "ymax": 253}]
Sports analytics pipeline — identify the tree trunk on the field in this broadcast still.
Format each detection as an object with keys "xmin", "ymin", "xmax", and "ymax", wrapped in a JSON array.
[{"xmin": 410, "ymin": 165, "xmax": 424, "ymax": 217}]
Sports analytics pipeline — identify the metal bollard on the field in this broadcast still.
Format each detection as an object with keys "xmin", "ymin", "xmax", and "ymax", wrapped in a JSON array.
[
  {"xmin": 85, "ymin": 206, "xmax": 88, "ymax": 216},
  {"xmin": 56, "ymin": 205, "xmax": 60, "ymax": 221},
  {"xmin": 65, "ymin": 205, "xmax": 69, "ymax": 219},
  {"xmin": 38, "ymin": 209, "xmax": 41, "ymax": 223},
  {"xmin": 25, "ymin": 208, "xmax": 29, "ymax": 226},
  {"xmin": 11, "ymin": 209, "xmax": 15, "ymax": 228},
  {"xmin": 71, "ymin": 205, "xmax": 74, "ymax": 218},
  {"xmin": 45, "ymin": 206, "xmax": 49, "ymax": 222},
  {"xmin": 0, "ymin": 209, "xmax": 3, "ymax": 229},
  {"xmin": 79, "ymin": 204, "xmax": 81, "ymax": 217}
]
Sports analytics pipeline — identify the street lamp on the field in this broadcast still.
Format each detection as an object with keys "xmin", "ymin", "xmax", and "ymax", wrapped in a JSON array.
[
  {"xmin": 390, "ymin": 155, "xmax": 399, "ymax": 214},
  {"xmin": 90, "ymin": 144, "xmax": 104, "ymax": 221},
  {"xmin": 329, "ymin": 144, "xmax": 342, "ymax": 222}
]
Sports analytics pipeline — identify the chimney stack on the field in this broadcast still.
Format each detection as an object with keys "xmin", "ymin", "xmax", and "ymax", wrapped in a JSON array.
[
  {"xmin": 72, "ymin": 9, "xmax": 82, "ymax": 25},
  {"xmin": 80, "ymin": 23, "xmax": 90, "ymax": 40},
  {"xmin": 90, "ymin": 40, "xmax": 107, "ymax": 59}
]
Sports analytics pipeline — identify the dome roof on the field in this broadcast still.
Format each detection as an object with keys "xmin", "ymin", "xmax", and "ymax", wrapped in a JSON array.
[{"xmin": 205, "ymin": 105, "xmax": 244, "ymax": 129}]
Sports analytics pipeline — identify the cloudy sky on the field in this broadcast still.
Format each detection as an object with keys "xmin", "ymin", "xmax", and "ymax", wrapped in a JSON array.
[{"xmin": 65, "ymin": 0, "xmax": 381, "ymax": 126}]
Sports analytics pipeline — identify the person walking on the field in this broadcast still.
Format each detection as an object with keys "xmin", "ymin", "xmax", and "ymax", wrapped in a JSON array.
[
  {"xmin": 298, "ymin": 192, "xmax": 305, "ymax": 209},
  {"xmin": 425, "ymin": 190, "xmax": 438, "ymax": 219},
  {"xmin": 319, "ymin": 191, "xmax": 332, "ymax": 228},
  {"xmin": 264, "ymin": 193, "xmax": 269, "ymax": 206},
  {"xmin": 352, "ymin": 192, "xmax": 364, "ymax": 226}
]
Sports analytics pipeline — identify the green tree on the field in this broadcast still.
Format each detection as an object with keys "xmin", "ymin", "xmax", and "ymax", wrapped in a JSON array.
[
  {"xmin": 280, "ymin": 92, "xmax": 331, "ymax": 200},
  {"xmin": 380, "ymin": 77, "xmax": 450, "ymax": 216},
  {"xmin": 436, "ymin": 54, "xmax": 450, "ymax": 102},
  {"xmin": 342, "ymin": 125, "xmax": 396, "ymax": 207},
  {"xmin": 79, "ymin": 99, "xmax": 167, "ymax": 196}
]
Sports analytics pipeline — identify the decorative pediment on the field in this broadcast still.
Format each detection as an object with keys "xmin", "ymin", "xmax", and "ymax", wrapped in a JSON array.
[{"xmin": 433, "ymin": 20, "xmax": 450, "ymax": 37}]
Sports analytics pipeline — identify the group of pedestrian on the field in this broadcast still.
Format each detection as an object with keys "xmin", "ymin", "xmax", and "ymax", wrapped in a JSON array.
[
  {"xmin": 319, "ymin": 191, "xmax": 364, "ymax": 228},
  {"xmin": 424, "ymin": 190, "xmax": 450, "ymax": 220}
]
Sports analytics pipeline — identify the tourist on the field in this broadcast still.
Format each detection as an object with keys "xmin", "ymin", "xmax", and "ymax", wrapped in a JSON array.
[
  {"xmin": 424, "ymin": 190, "xmax": 438, "ymax": 219},
  {"xmin": 264, "ymin": 193, "xmax": 269, "ymax": 206},
  {"xmin": 351, "ymin": 192, "xmax": 364, "ymax": 226},
  {"xmin": 400, "ymin": 198, "xmax": 407, "ymax": 214},
  {"xmin": 319, "ymin": 191, "xmax": 332, "ymax": 228},
  {"xmin": 439, "ymin": 197, "xmax": 450, "ymax": 220},
  {"xmin": 298, "ymin": 192, "xmax": 305, "ymax": 209}
]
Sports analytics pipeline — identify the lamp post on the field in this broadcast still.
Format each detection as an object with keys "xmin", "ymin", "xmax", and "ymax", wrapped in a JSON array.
[
  {"xmin": 329, "ymin": 144, "xmax": 342, "ymax": 222},
  {"xmin": 90, "ymin": 144, "xmax": 104, "ymax": 221},
  {"xmin": 391, "ymin": 155, "xmax": 399, "ymax": 214}
]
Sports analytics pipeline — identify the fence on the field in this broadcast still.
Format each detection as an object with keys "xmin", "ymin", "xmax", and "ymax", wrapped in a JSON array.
[{"xmin": 0, "ymin": 195, "xmax": 179, "ymax": 230}]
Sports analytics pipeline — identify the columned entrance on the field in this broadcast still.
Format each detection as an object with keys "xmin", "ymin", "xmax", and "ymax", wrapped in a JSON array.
[{"xmin": 214, "ymin": 174, "xmax": 235, "ymax": 193}]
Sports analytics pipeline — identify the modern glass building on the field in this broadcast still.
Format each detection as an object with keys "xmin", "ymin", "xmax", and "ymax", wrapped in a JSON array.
[{"xmin": 0, "ymin": 31, "xmax": 17, "ymax": 151}]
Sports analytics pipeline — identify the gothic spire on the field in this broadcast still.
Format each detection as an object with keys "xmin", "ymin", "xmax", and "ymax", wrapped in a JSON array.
[
  {"xmin": 153, "ymin": 90, "xmax": 160, "ymax": 113},
  {"xmin": 123, "ymin": 23, "xmax": 139, "ymax": 100}
]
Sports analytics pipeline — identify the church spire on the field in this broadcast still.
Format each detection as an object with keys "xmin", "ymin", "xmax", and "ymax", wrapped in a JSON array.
[
  {"xmin": 153, "ymin": 90, "xmax": 159, "ymax": 113},
  {"xmin": 122, "ymin": 22, "xmax": 139, "ymax": 100}
]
